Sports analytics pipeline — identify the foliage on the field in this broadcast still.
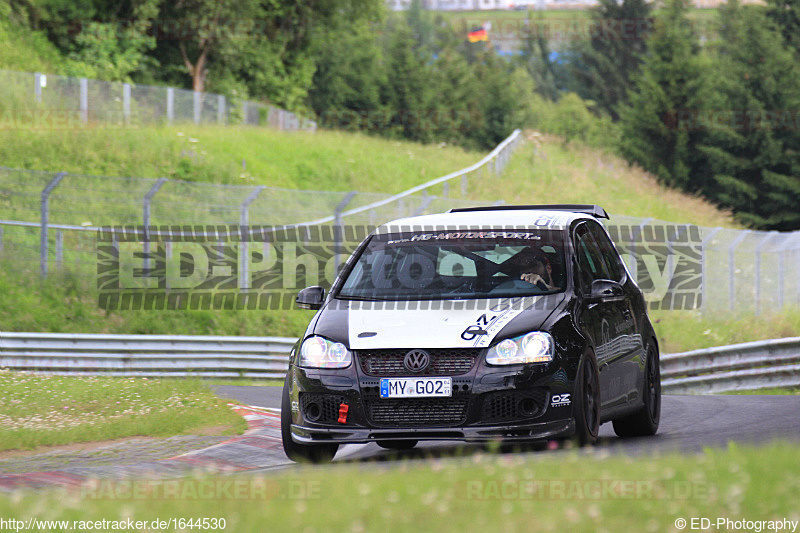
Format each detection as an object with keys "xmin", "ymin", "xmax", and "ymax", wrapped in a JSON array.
[
  {"xmin": 567, "ymin": 0, "xmax": 653, "ymax": 120},
  {"xmin": 618, "ymin": 0, "xmax": 709, "ymax": 191},
  {"xmin": 696, "ymin": 1, "xmax": 800, "ymax": 230}
]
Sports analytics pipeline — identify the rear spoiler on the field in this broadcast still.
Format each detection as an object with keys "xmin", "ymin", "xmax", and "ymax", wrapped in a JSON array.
[{"xmin": 448, "ymin": 204, "xmax": 609, "ymax": 219}]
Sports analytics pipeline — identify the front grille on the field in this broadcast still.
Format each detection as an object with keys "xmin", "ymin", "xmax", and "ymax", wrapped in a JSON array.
[
  {"xmin": 299, "ymin": 393, "xmax": 346, "ymax": 424},
  {"xmin": 480, "ymin": 389, "xmax": 548, "ymax": 423},
  {"xmin": 364, "ymin": 398, "xmax": 469, "ymax": 427},
  {"xmin": 357, "ymin": 349, "xmax": 479, "ymax": 376}
]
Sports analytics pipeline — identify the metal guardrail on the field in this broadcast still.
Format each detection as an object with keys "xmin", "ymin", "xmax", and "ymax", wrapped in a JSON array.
[
  {"xmin": 0, "ymin": 332, "xmax": 295, "ymax": 380},
  {"xmin": 2, "ymin": 332, "xmax": 798, "ymax": 392},
  {"xmin": 661, "ymin": 337, "xmax": 800, "ymax": 394}
]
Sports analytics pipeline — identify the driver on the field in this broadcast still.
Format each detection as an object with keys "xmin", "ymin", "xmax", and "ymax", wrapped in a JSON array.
[{"xmin": 517, "ymin": 251, "xmax": 556, "ymax": 290}]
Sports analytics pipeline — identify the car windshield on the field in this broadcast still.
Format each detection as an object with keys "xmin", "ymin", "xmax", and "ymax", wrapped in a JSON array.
[{"xmin": 337, "ymin": 229, "xmax": 566, "ymax": 301}]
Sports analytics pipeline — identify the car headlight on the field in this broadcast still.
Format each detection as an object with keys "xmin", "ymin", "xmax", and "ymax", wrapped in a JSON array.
[
  {"xmin": 486, "ymin": 332, "xmax": 554, "ymax": 365},
  {"xmin": 299, "ymin": 336, "xmax": 352, "ymax": 369}
]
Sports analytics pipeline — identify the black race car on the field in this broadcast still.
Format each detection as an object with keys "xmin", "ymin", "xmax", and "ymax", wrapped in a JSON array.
[{"xmin": 281, "ymin": 205, "xmax": 661, "ymax": 462}]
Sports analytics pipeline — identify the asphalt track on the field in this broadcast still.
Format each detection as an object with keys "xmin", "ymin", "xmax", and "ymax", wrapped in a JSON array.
[{"xmin": 212, "ymin": 385, "xmax": 800, "ymax": 463}]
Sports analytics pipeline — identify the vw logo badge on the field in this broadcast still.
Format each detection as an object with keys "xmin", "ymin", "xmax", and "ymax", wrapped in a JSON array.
[{"xmin": 403, "ymin": 349, "xmax": 430, "ymax": 372}]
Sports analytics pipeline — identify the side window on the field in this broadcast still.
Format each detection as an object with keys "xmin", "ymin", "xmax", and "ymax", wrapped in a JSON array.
[
  {"xmin": 574, "ymin": 224, "xmax": 610, "ymax": 292},
  {"xmin": 588, "ymin": 222, "xmax": 624, "ymax": 282}
]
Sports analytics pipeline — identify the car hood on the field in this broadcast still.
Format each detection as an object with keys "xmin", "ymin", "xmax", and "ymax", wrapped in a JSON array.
[{"xmin": 312, "ymin": 294, "xmax": 566, "ymax": 349}]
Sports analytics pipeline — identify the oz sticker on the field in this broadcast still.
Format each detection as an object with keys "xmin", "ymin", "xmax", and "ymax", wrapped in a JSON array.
[{"xmin": 551, "ymin": 394, "xmax": 571, "ymax": 407}]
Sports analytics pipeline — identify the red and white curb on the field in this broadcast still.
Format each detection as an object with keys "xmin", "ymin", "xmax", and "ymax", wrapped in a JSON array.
[{"xmin": 0, "ymin": 404, "xmax": 289, "ymax": 492}]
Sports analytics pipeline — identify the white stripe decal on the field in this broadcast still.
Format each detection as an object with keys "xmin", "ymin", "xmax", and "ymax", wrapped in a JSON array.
[{"xmin": 347, "ymin": 296, "xmax": 541, "ymax": 350}]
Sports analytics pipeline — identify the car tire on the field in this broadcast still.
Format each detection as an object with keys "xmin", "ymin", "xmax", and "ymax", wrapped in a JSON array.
[
  {"xmin": 376, "ymin": 440, "xmax": 418, "ymax": 450},
  {"xmin": 281, "ymin": 374, "xmax": 339, "ymax": 464},
  {"xmin": 574, "ymin": 350, "xmax": 600, "ymax": 446},
  {"xmin": 612, "ymin": 341, "xmax": 661, "ymax": 438}
]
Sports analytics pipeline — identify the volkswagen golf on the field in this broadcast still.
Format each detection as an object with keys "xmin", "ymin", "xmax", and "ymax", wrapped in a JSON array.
[{"xmin": 281, "ymin": 205, "xmax": 661, "ymax": 462}]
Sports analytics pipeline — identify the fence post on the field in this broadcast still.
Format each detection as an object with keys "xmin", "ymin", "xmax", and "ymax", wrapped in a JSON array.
[
  {"xmin": 55, "ymin": 230, "xmax": 63, "ymax": 271},
  {"xmin": 754, "ymin": 232, "xmax": 779, "ymax": 315},
  {"xmin": 166, "ymin": 88, "xmax": 174, "ymax": 124},
  {"xmin": 629, "ymin": 218, "xmax": 652, "ymax": 284},
  {"xmin": 242, "ymin": 101, "xmax": 249, "ymax": 124},
  {"xmin": 728, "ymin": 230, "xmax": 751, "ymax": 312},
  {"xmin": 143, "ymin": 178, "xmax": 168, "ymax": 271},
  {"xmin": 79, "ymin": 78, "xmax": 88, "ymax": 123},
  {"xmin": 700, "ymin": 227, "xmax": 723, "ymax": 313},
  {"xmin": 239, "ymin": 186, "xmax": 266, "ymax": 290},
  {"xmin": 0, "ymin": 226, "xmax": 3, "ymax": 252},
  {"xmin": 123, "ymin": 83, "xmax": 131, "ymax": 124},
  {"xmin": 40, "ymin": 172, "xmax": 67, "ymax": 278},
  {"xmin": 217, "ymin": 95, "xmax": 226, "ymax": 124},
  {"xmin": 413, "ymin": 194, "xmax": 434, "ymax": 216},
  {"xmin": 334, "ymin": 192, "xmax": 357, "ymax": 275},
  {"xmin": 193, "ymin": 91, "xmax": 201, "ymax": 125},
  {"xmin": 34, "ymin": 72, "xmax": 43, "ymax": 103}
]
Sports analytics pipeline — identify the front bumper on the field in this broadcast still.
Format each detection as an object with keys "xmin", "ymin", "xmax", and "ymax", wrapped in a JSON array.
[
  {"xmin": 290, "ymin": 418, "xmax": 576, "ymax": 444},
  {"xmin": 287, "ymin": 346, "xmax": 580, "ymax": 444}
]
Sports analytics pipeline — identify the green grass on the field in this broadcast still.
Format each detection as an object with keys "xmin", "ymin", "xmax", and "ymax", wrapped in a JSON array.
[
  {"xmin": 0, "ymin": 441, "xmax": 797, "ymax": 531},
  {"xmin": 0, "ymin": 371, "xmax": 246, "ymax": 452},
  {"xmin": 0, "ymin": 126, "xmax": 476, "ymax": 192},
  {"xmin": 650, "ymin": 308, "xmax": 800, "ymax": 354},
  {"xmin": 467, "ymin": 133, "xmax": 737, "ymax": 228},
  {"xmin": 723, "ymin": 388, "xmax": 800, "ymax": 395}
]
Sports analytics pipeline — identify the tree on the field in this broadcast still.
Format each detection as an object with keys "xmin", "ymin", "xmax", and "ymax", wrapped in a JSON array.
[
  {"xmin": 568, "ymin": 0, "xmax": 653, "ymax": 120},
  {"xmin": 766, "ymin": 0, "xmax": 800, "ymax": 55},
  {"xmin": 618, "ymin": 0, "xmax": 708, "ymax": 190},
  {"xmin": 697, "ymin": 0, "xmax": 800, "ymax": 229},
  {"xmin": 150, "ymin": 0, "xmax": 383, "ymax": 108},
  {"xmin": 518, "ymin": 11, "xmax": 562, "ymax": 101},
  {"xmin": 308, "ymin": 19, "xmax": 388, "ymax": 130}
]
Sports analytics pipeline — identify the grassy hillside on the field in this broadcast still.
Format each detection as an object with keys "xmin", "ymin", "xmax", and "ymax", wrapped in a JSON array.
[
  {"xmin": 0, "ymin": 126, "xmax": 734, "ymax": 227},
  {"xmin": 0, "ymin": 126, "xmax": 476, "ymax": 192},
  {"xmin": 0, "ymin": 124, "xmax": 769, "ymax": 353}
]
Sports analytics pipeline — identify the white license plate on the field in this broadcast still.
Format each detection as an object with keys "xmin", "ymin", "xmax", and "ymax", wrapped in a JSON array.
[{"xmin": 380, "ymin": 377, "xmax": 452, "ymax": 398}]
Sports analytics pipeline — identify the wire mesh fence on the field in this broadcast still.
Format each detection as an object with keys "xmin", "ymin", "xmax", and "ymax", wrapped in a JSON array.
[{"xmin": 0, "ymin": 69, "xmax": 315, "ymax": 130}]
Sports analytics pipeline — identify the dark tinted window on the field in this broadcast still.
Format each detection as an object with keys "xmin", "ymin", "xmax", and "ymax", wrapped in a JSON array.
[
  {"xmin": 588, "ymin": 222, "xmax": 624, "ymax": 282},
  {"xmin": 574, "ymin": 224, "xmax": 610, "ymax": 292}
]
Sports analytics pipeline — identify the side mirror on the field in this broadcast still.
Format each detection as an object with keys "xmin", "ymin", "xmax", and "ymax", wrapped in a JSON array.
[
  {"xmin": 296, "ymin": 286, "xmax": 325, "ymax": 310},
  {"xmin": 588, "ymin": 279, "xmax": 624, "ymax": 302}
]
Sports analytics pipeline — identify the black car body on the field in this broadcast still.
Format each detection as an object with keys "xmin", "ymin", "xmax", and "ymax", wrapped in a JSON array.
[{"xmin": 281, "ymin": 205, "xmax": 661, "ymax": 462}]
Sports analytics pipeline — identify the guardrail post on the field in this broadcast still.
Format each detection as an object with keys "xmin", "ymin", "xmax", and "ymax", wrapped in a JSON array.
[
  {"xmin": 34, "ymin": 72, "xmax": 43, "ymax": 103},
  {"xmin": 728, "ymin": 230, "xmax": 751, "ymax": 312},
  {"xmin": 442, "ymin": 182, "xmax": 449, "ymax": 198},
  {"xmin": 123, "ymin": 83, "xmax": 131, "ymax": 124},
  {"xmin": 193, "ymin": 91, "xmax": 201, "ymax": 125},
  {"xmin": 79, "ymin": 78, "xmax": 88, "ymax": 123},
  {"xmin": 461, "ymin": 174, "xmax": 468, "ymax": 196},
  {"xmin": 40, "ymin": 172, "xmax": 67, "ymax": 278},
  {"xmin": 700, "ymin": 227, "xmax": 723, "ymax": 313},
  {"xmin": 334, "ymin": 192, "xmax": 357, "ymax": 274},
  {"xmin": 143, "ymin": 178, "xmax": 168, "ymax": 271},
  {"xmin": 166, "ymin": 88, "xmax": 174, "ymax": 124},
  {"xmin": 0, "ymin": 226, "xmax": 4, "ymax": 252},
  {"xmin": 239, "ymin": 186, "xmax": 266, "ymax": 290}
]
